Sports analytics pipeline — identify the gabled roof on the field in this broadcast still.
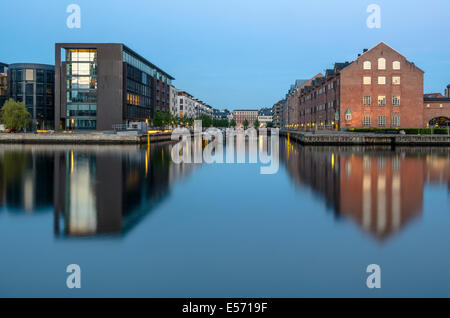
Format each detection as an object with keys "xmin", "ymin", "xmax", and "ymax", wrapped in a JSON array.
[{"xmin": 351, "ymin": 42, "xmax": 424, "ymax": 73}]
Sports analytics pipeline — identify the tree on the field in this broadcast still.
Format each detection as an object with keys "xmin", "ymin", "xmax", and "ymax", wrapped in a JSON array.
[
  {"xmin": 243, "ymin": 119, "xmax": 249, "ymax": 129},
  {"xmin": 266, "ymin": 122, "xmax": 274, "ymax": 128},
  {"xmin": 253, "ymin": 119, "xmax": 260, "ymax": 128},
  {"xmin": 0, "ymin": 99, "xmax": 31, "ymax": 131},
  {"xmin": 229, "ymin": 119, "xmax": 237, "ymax": 128}
]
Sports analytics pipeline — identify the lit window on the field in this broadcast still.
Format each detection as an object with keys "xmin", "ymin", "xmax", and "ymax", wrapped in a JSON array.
[
  {"xmin": 25, "ymin": 69, "xmax": 34, "ymax": 81},
  {"xmin": 363, "ymin": 61, "xmax": 372, "ymax": 70},
  {"xmin": 363, "ymin": 116, "xmax": 371, "ymax": 126},
  {"xmin": 378, "ymin": 116, "xmax": 386, "ymax": 127},
  {"xmin": 378, "ymin": 58, "xmax": 386, "ymax": 70},
  {"xmin": 363, "ymin": 96, "xmax": 371, "ymax": 106},
  {"xmin": 392, "ymin": 116, "xmax": 400, "ymax": 127},
  {"xmin": 393, "ymin": 61, "xmax": 401, "ymax": 70},
  {"xmin": 363, "ymin": 76, "xmax": 371, "ymax": 85},
  {"xmin": 378, "ymin": 96, "xmax": 386, "ymax": 106},
  {"xmin": 378, "ymin": 76, "xmax": 386, "ymax": 85},
  {"xmin": 392, "ymin": 96, "xmax": 401, "ymax": 106},
  {"xmin": 392, "ymin": 76, "xmax": 401, "ymax": 85}
]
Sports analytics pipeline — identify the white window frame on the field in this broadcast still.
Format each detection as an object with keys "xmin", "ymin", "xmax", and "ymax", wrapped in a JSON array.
[
  {"xmin": 363, "ymin": 116, "xmax": 371, "ymax": 127},
  {"xmin": 392, "ymin": 95, "xmax": 401, "ymax": 106},
  {"xmin": 378, "ymin": 96, "xmax": 386, "ymax": 106},
  {"xmin": 378, "ymin": 58, "xmax": 386, "ymax": 70},
  {"xmin": 378, "ymin": 76, "xmax": 386, "ymax": 85},
  {"xmin": 363, "ymin": 76, "xmax": 371, "ymax": 85},
  {"xmin": 378, "ymin": 116, "xmax": 386, "ymax": 127},
  {"xmin": 392, "ymin": 76, "xmax": 401, "ymax": 85},
  {"xmin": 392, "ymin": 116, "xmax": 400, "ymax": 127},
  {"xmin": 363, "ymin": 61, "xmax": 372, "ymax": 70},
  {"xmin": 363, "ymin": 96, "xmax": 371, "ymax": 106},
  {"xmin": 393, "ymin": 61, "xmax": 401, "ymax": 70}
]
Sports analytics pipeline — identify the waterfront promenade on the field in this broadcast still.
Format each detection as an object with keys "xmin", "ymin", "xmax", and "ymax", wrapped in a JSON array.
[
  {"xmin": 0, "ymin": 131, "xmax": 173, "ymax": 144},
  {"xmin": 280, "ymin": 130, "xmax": 450, "ymax": 146}
]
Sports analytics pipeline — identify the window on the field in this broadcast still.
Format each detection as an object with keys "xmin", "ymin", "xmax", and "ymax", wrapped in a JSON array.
[
  {"xmin": 378, "ymin": 58, "xmax": 386, "ymax": 70},
  {"xmin": 363, "ymin": 96, "xmax": 372, "ymax": 106},
  {"xmin": 363, "ymin": 116, "xmax": 371, "ymax": 126},
  {"xmin": 363, "ymin": 76, "xmax": 371, "ymax": 85},
  {"xmin": 392, "ymin": 76, "xmax": 401, "ymax": 85},
  {"xmin": 363, "ymin": 61, "xmax": 372, "ymax": 70},
  {"xmin": 25, "ymin": 69, "xmax": 34, "ymax": 81},
  {"xmin": 345, "ymin": 109, "xmax": 352, "ymax": 121},
  {"xmin": 393, "ymin": 61, "xmax": 401, "ymax": 70},
  {"xmin": 378, "ymin": 76, "xmax": 386, "ymax": 85},
  {"xmin": 378, "ymin": 116, "xmax": 386, "ymax": 127},
  {"xmin": 392, "ymin": 95, "xmax": 401, "ymax": 106},
  {"xmin": 392, "ymin": 116, "xmax": 400, "ymax": 127},
  {"xmin": 378, "ymin": 96, "xmax": 386, "ymax": 106}
]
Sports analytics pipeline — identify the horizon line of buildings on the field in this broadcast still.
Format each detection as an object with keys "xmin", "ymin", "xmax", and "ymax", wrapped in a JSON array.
[
  {"xmin": 0, "ymin": 43, "xmax": 227, "ymax": 131},
  {"xmin": 273, "ymin": 42, "xmax": 450, "ymax": 130}
]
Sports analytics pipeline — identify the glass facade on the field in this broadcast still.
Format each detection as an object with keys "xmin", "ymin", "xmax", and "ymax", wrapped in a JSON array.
[
  {"xmin": 65, "ymin": 49, "xmax": 97, "ymax": 129},
  {"xmin": 8, "ymin": 64, "xmax": 54, "ymax": 130}
]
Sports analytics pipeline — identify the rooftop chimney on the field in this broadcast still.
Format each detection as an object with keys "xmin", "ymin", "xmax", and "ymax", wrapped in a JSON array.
[{"xmin": 447, "ymin": 84, "xmax": 450, "ymax": 97}]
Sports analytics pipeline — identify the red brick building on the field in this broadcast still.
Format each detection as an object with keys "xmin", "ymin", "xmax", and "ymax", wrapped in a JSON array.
[
  {"xmin": 232, "ymin": 109, "xmax": 258, "ymax": 126},
  {"xmin": 296, "ymin": 42, "xmax": 449, "ymax": 130},
  {"xmin": 423, "ymin": 89, "xmax": 450, "ymax": 127}
]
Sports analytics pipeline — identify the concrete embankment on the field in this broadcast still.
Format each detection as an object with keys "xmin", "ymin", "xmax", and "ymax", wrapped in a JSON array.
[
  {"xmin": 0, "ymin": 132, "xmax": 173, "ymax": 144},
  {"xmin": 280, "ymin": 130, "xmax": 450, "ymax": 146}
]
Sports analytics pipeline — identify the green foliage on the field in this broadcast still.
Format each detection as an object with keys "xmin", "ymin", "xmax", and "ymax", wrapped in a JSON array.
[
  {"xmin": 229, "ymin": 119, "xmax": 237, "ymax": 128},
  {"xmin": 253, "ymin": 119, "xmax": 260, "ymax": 128},
  {"xmin": 266, "ymin": 122, "xmax": 274, "ymax": 128},
  {"xmin": 243, "ymin": 119, "xmax": 249, "ymax": 129},
  {"xmin": 197, "ymin": 115, "xmax": 212, "ymax": 128},
  {"xmin": 212, "ymin": 118, "xmax": 229, "ymax": 127},
  {"xmin": 0, "ymin": 99, "xmax": 31, "ymax": 131}
]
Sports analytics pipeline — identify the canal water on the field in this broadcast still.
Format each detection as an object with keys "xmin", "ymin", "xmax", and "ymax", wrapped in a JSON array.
[{"xmin": 0, "ymin": 138, "xmax": 449, "ymax": 297}]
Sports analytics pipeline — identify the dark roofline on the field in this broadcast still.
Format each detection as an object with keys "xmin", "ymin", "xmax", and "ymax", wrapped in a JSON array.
[
  {"xmin": 424, "ymin": 97, "xmax": 450, "ymax": 102},
  {"xmin": 122, "ymin": 44, "xmax": 175, "ymax": 80},
  {"xmin": 8, "ymin": 63, "xmax": 54, "ymax": 70}
]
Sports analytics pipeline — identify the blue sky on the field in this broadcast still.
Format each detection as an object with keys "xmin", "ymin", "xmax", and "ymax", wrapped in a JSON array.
[{"xmin": 1, "ymin": 0, "xmax": 449, "ymax": 110}]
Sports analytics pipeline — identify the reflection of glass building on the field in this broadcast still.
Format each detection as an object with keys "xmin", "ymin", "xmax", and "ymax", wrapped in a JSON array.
[
  {"xmin": 8, "ymin": 63, "xmax": 55, "ymax": 130},
  {"xmin": 0, "ymin": 62, "xmax": 8, "ymax": 108},
  {"xmin": 55, "ymin": 43, "xmax": 175, "ymax": 130}
]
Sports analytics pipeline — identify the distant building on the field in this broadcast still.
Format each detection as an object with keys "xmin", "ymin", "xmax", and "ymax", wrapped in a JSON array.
[
  {"xmin": 8, "ymin": 63, "xmax": 55, "ymax": 130},
  {"xmin": 284, "ymin": 79, "xmax": 308, "ymax": 127},
  {"xmin": 169, "ymin": 85, "xmax": 178, "ymax": 117},
  {"xmin": 272, "ymin": 100, "xmax": 285, "ymax": 128},
  {"xmin": 232, "ymin": 109, "xmax": 258, "ymax": 126},
  {"xmin": 177, "ymin": 90, "xmax": 196, "ymax": 118},
  {"xmin": 213, "ymin": 110, "xmax": 228, "ymax": 120},
  {"xmin": 423, "ymin": 85, "xmax": 450, "ymax": 127},
  {"xmin": 0, "ymin": 63, "xmax": 8, "ymax": 108},
  {"xmin": 55, "ymin": 43, "xmax": 174, "ymax": 130},
  {"xmin": 258, "ymin": 108, "xmax": 273, "ymax": 127}
]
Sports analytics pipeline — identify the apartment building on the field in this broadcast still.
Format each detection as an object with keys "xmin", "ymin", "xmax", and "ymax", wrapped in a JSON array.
[{"xmin": 232, "ymin": 109, "xmax": 258, "ymax": 126}]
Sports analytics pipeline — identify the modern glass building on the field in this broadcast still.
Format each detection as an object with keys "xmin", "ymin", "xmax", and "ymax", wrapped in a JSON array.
[
  {"xmin": 8, "ymin": 63, "xmax": 55, "ymax": 130},
  {"xmin": 0, "ymin": 63, "xmax": 8, "ymax": 108},
  {"xmin": 55, "ymin": 43, "xmax": 174, "ymax": 130}
]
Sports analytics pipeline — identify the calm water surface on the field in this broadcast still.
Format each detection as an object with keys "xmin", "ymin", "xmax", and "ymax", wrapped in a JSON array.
[{"xmin": 0, "ymin": 139, "xmax": 449, "ymax": 297}]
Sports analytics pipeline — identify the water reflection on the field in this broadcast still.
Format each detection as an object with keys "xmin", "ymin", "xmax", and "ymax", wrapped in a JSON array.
[
  {"xmin": 0, "ymin": 143, "xmax": 199, "ymax": 237},
  {"xmin": 280, "ymin": 137, "xmax": 450, "ymax": 241},
  {"xmin": 1, "ymin": 140, "xmax": 449, "ymax": 242}
]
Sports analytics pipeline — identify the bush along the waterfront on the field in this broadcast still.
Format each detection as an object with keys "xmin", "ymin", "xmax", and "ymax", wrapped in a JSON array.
[{"xmin": 347, "ymin": 128, "xmax": 450, "ymax": 135}]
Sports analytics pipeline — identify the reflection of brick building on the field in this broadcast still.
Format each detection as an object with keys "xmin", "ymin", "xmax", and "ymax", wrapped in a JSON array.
[{"xmin": 280, "ymin": 138, "xmax": 450, "ymax": 241}]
